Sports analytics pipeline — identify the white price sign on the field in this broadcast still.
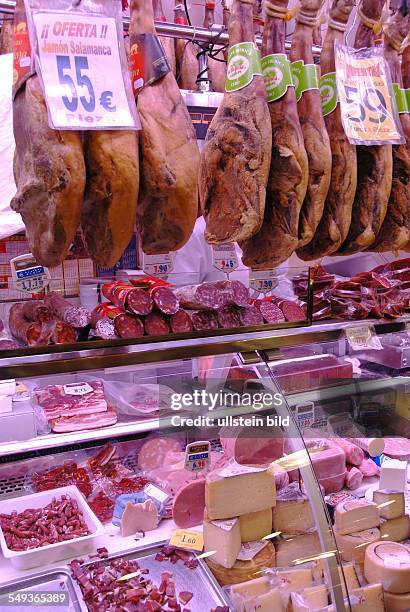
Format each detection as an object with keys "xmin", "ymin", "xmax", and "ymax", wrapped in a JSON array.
[
  {"xmin": 249, "ymin": 270, "xmax": 278, "ymax": 294},
  {"xmin": 32, "ymin": 12, "xmax": 137, "ymax": 129},
  {"xmin": 142, "ymin": 252, "xmax": 174, "ymax": 278},
  {"xmin": 63, "ymin": 382, "xmax": 94, "ymax": 396},
  {"xmin": 10, "ymin": 254, "xmax": 50, "ymax": 295},
  {"xmin": 345, "ymin": 325, "xmax": 382, "ymax": 351},
  {"xmin": 212, "ymin": 244, "xmax": 239, "ymax": 273}
]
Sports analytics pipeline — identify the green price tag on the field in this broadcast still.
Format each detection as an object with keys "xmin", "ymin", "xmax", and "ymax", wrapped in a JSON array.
[
  {"xmin": 261, "ymin": 53, "xmax": 294, "ymax": 102},
  {"xmin": 320, "ymin": 72, "xmax": 338, "ymax": 116},
  {"xmin": 291, "ymin": 60, "xmax": 319, "ymax": 102},
  {"xmin": 225, "ymin": 42, "xmax": 262, "ymax": 93},
  {"xmin": 392, "ymin": 83, "xmax": 410, "ymax": 114}
]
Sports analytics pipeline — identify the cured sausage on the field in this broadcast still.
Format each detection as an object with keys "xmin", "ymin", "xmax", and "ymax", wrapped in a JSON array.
[
  {"xmin": 187, "ymin": 310, "xmax": 218, "ymax": 331},
  {"xmin": 95, "ymin": 318, "xmax": 118, "ymax": 340},
  {"xmin": 298, "ymin": 0, "xmax": 356, "ymax": 259},
  {"xmin": 203, "ymin": 3, "xmax": 226, "ymax": 93},
  {"xmin": 169, "ymin": 310, "xmax": 193, "ymax": 333},
  {"xmin": 256, "ymin": 300, "xmax": 286, "ymax": 323},
  {"xmin": 151, "ymin": 286, "xmax": 179, "ymax": 315},
  {"xmin": 174, "ymin": 0, "xmax": 199, "ymax": 90},
  {"xmin": 152, "ymin": 0, "xmax": 176, "ymax": 76},
  {"xmin": 130, "ymin": 0, "xmax": 199, "ymax": 255},
  {"xmin": 238, "ymin": 305, "xmax": 263, "ymax": 326},
  {"xmin": 144, "ymin": 312, "xmax": 170, "ymax": 336},
  {"xmin": 291, "ymin": 0, "xmax": 332, "ymax": 249},
  {"xmin": 8, "ymin": 303, "xmax": 51, "ymax": 346},
  {"xmin": 338, "ymin": 0, "xmax": 393, "ymax": 254},
  {"xmin": 214, "ymin": 280, "xmax": 250, "ymax": 307},
  {"xmin": 370, "ymin": 5, "xmax": 410, "ymax": 252},
  {"xmin": 173, "ymin": 283, "xmax": 225, "ymax": 310},
  {"xmin": 91, "ymin": 303, "xmax": 143, "ymax": 339},
  {"xmin": 44, "ymin": 293, "xmax": 90, "ymax": 328},
  {"xmin": 102, "ymin": 282, "xmax": 153, "ymax": 316},
  {"xmin": 114, "ymin": 314, "xmax": 144, "ymax": 339},
  {"xmin": 276, "ymin": 299, "xmax": 305, "ymax": 321},
  {"xmin": 217, "ymin": 305, "xmax": 241, "ymax": 328},
  {"xmin": 240, "ymin": 0, "xmax": 309, "ymax": 268},
  {"xmin": 22, "ymin": 301, "xmax": 53, "ymax": 323},
  {"xmin": 51, "ymin": 321, "xmax": 77, "ymax": 345},
  {"xmin": 199, "ymin": 0, "xmax": 272, "ymax": 244}
]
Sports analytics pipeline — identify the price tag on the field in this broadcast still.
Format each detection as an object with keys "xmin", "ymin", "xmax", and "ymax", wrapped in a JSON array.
[
  {"xmin": 63, "ymin": 382, "xmax": 94, "ymax": 396},
  {"xmin": 335, "ymin": 43, "xmax": 404, "ymax": 145},
  {"xmin": 143, "ymin": 483, "xmax": 169, "ymax": 505},
  {"xmin": 237, "ymin": 540, "xmax": 268, "ymax": 561},
  {"xmin": 345, "ymin": 325, "xmax": 383, "ymax": 351},
  {"xmin": 32, "ymin": 12, "xmax": 138, "ymax": 129},
  {"xmin": 10, "ymin": 254, "xmax": 50, "ymax": 295},
  {"xmin": 212, "ymin": 244, "xmax": 239, "ymax": 274},
  {"xmin": 169, "ymin": 529, "xmax": 204, "ymax": 552},
  {"xmin": 249, "ymin": 269, "xmax": 278, "ymax": 294},
  {"xmin": 184, "ymin": 441, "xmax": 211, "ymax": 472},
  {"xmin": 295, "ymin": 402, "xmax": 315, "ymax": 430},
  {"xmin": 142, "ymin": 252, "xmax": 174, "ymax": 278}
]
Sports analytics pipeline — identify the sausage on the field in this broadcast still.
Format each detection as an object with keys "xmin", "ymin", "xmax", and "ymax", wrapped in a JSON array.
[
  {"xmin": 238, "ymin": 305, "xmax": 263, "ymax": 326},
  {"xmin": 95, "ymin": 318, "xmax": 118, "ymax": 340},
  {"xmin": 8, "ymin": 303, "xmax": 52, "ymax": 346},
  {"xmin": 187, "ymin": 310, "xmax": 218, "ymax": 331},
  {"xmin": 114, "ymin": 313, "xmax": 144, "ymax": 339},
  {"xmin": 144, "ymin": 312, "xmax": 170, "ymax": 336},
  {"xmin": 0, "ymin": 339, "xmax": 19, "ymax": 350},
  {"xmin": 22, "ymin": 301, "xmax": 53, "ymax": 323},
  {"xmin": 44, "ymin": 293, "xmax": 90, "ymax": 328},
  {"xmin": 102, "ymin": 282, "xmax": 153, "ymax": 316},
  {"xmin": 216, "ymin": 305, "xmax": 241, "ymax": 328},
  {"xmin": 151, "ymin": 286, "xmax": 179, "ymax": 315},
  {"xmin": 276, "ymin": 299, "xmax": 305, "ymax": 322},
  {"xmin": 257, "ymin": 300, "xmax": 286, "ymax": 323},
  {"xmin": 345, "ymin": 466, "xmax": 363, "ymax": 490},
  {"xmin": 91, "ymin": 303, "xmax": 143, "ymax": 339},
  {"xmin": 214, "ymin": 280, "xmax": 250, "ymax": 307},
  {"xmin": 169, "ymin": 310, "xmax": 193, "ymax": 333},
  {"xmin": 51, "ymin": 321, "xmax": 77, "ymax": 345},
  {"xmin": 173, "ymin": 283, "xmax": 225, "ymax": 310}
]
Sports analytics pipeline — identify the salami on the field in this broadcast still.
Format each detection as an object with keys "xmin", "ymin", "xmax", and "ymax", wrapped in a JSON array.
[
  {"xmin": 276, "ymin": 300, "xmax": 305, "ymax": 322},
  {"xmin": 95, "ymin": 318, "xmax": 118, "ymax": 340},
  {"xmin": 187, "ymin": 310, "xmax": 218, "ymax": 331},
  {"xmin": 103, "ymin": 282, "xmax": 153, "ymax": 316},
  {"xmin": 114, "ymin": 314, "xmax": 144, "ymax": 339},
  {"xmin": 22, "ymin": 301, "xmax": 53, "ymax": 323},
  {"xmin": 144, "ymin": 312, "xmax": 170, "ymax": 336},
  {"xmin": 169, "ymin": 310, "xmax": 193, "ymax": 334},
  {"xmin": 9, "ymin": 303, "xmax": 52, "ymax": 347},
  {"xmin": 257, "ymin": 300, "xmax": 286, "ymax": 324},
  {"xmin": 51, "ymin": 321, "xmax": 77, "ymax": 345},
  {"xmin": 90, "ymin": 303, "xmax": 124, "ymax": 327},
  {"xmin": 91, "ymin": 303, "xmax": 144, "ymax": 339},
  {"xmin": 217, "ymin": 305, "xmax": 241, "ymax": 329},
  {"xmin": 214, "ymin": 280, "xmax": 250, "ymax": 307},
  {"xmin": 44, "ymin": 293, "xmax": 90, "ymax": 328},
  {"xmin": 173, "ymin": 283, "xmax": 225, "ymax": 310},
  {"xmin": 238, "ymin": 305, "xmax": 264, "ymax": 326},
  {"xmin": 0, "ymin": 340, "xmax": 19, "ymax": 351},
  {"xmin": 151, "ymin": 286, "xmax": 179, "ymax": 315}
]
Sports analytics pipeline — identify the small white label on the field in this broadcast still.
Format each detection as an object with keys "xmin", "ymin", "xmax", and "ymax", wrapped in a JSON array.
[
  {"xmin": 211, "ymin": 518, "xmax": 237, "ymax": 532},
  {"xmin": 63, "ymin": 382, "xmax": 94, "ymax": 396},
  {"xmin": 249, "ymin": 269, "xmax": 278, "ymax": 294},
  {"xmin": 10, "ymin": 254, "xmax": 50, "ymax": 295},
  {"xmin": 144, "ymin": 483, "xmax": 169, "ymax": 504},
  {"xmin": 295, "ymin": 401, "xmax": 315, "ymax": 430},
  {"xmin": 212, "ymin": 244, "xmax": 239, "ymax": 273},
  {"xmin": 346, "ymin": 325, "xmax": 383, "ymax": 351},
  {"xmin": 184, "ymin": 441, "xmax": 211, "ymax": 472},
  {"xmin": 142, "ymin": 252, "xmax": 174, "ymax": 278},
  {"xmin": 219, "ymin": 459, "xmax": 266, "ymax": 478},
  {"xmin": 237, "ymin": 540, "xmax": 268, "ymax": 561}
]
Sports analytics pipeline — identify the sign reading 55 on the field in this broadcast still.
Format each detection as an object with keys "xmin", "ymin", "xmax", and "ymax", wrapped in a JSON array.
[
  {"xmin": 57, "ymin": 55, "xmax": 95, "ymax": 113},
  {"xmin": 343, "ymin": 84, "xmax": 388, "ymax": 124}
]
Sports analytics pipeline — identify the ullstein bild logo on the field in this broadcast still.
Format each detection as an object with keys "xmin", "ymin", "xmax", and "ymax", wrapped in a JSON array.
[{"xmin": 169, "ymin": 390, "xmax": 284, "ymax": 411}]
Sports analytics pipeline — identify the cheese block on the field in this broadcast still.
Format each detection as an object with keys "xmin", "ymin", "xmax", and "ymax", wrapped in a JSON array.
[
  {"xmin": 334, "ymin": 527, "xmax": 380, "ymax": 564},
  {"xmin": 349, "ymin": 584, "xmax": 384, "ymax": 611},
  {"xmin": 206, "ymin": 541, "xmax": 276, "ymax": 586},
  {"xmin": 275, "ymin": 567, "xmax": 314, "ymax": 610},
  {"xmin": 245, "ymin": 589, "xmax": 282, "ymax": 611},
  {"xmin": 205, "ymin": 463, "xmax": 276, "ymax": 520},
  {"xmin": 373, "ymin": 489, "xmax": 405, "ymax": 520},
  {"xmin": 230, "ymin": 577, "xmax": 281, "ymax": 612},
  {"xmin": 203, "ymin": 517, "xmax": 241, "ymax": 569},
  {"xmin": 339, "ymin": 563, "xmax": 360, "ymax": 596},
  {"xmin": 230, "ymin": 576, "xmax": 270, "ymax": 599},
  {"xmin": 380, "ymin": 515, "xmax": 410, "ymax": 542},
  {"xmin": 383, "ymin": 590, "xmax": 410, "ymax": 612},
  {"xmin": 334, "ymin": 499, "xmax": 379, "ymax": 535},
  {"xmin": 272, "ymin": 484, "xmax": 315, "ymax": 535},
  {"xmin": 364, "ymin": 541, "xmax": 410, "ymax": 594},
  {"xmin": 275, "ymin": 532, "xmax": 322, "ymax": 567},
  {"xmin": 291, "ymin": 585, "xmax": 329, "ymax": 611},
  {"xmin": 239, "ymin": 508, "xmax": 272, "ymax": 542},
  {"xmin": 379, "ymin": 459, "xmax": 407, "ymax": 492}
]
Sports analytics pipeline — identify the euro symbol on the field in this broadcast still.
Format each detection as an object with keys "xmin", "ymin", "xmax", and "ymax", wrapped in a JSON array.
[{"xmin": 99, "ymin": 90, "xmax": 116, "ymax": 112}]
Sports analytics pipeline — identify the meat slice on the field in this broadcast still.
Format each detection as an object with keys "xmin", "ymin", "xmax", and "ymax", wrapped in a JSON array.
[
  {"xmin": 338, "ymin": 0, "xmax": 393, "ymax": 254},
  {"xmin": 203, "ymin": 3, "xmax": 226, "ymax": 93},
  {"xmin": 297, "ymin": 0, "xmax": 356, "ymax": 259},
  {"xmin": 174, "ymin": 0, "xmax": 199, "ymax": 90},
  {"xmin": 291, "ymin": 0, "xmax": 332, "ymax": 249},
  {"xmin": 0, "ymin": 15, "xmax": 13, "ymax": 54},
  {"xmin": 199, "ymin": 0, "xmax": 271, "ymax": 244},
  {"xmin": 370, "ymin": 6, "xmax": 410, "ymax": 252},
  {"xmin": 130, "ymin": 0, "xmax": 199, "ymax": 254},
  {"xmin": 152, "ymin": 0, "xmax": 176, "ymax": 76},
  {"xmin": 240, "ymin": 0, "xmax": 308, "ymax": 268}
]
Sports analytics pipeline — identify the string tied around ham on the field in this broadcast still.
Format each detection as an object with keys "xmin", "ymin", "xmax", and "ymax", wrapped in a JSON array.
[
  {"xmin": 357, "ymin": 4, "xmax": 384, "ymax": 35},
  {"xmin": 297, "ymin": 11, "xmax": 320, "ymax": 27},
  {"xmin": 265, "ymin": 0, "xmax": 300, "ymax": 20},
  {"xmin": 328, "ymin": 17, "xmax": 349, "ymax": 31}
]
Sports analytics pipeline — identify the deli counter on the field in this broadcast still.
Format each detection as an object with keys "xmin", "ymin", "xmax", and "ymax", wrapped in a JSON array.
[{"xmin": 0, "ymin": 318, "xmax": 409, "ymax": 611}]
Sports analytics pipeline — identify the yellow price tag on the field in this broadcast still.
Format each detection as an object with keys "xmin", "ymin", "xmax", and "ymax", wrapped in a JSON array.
[
  {"xmin": 169, "ymin": 529, "xmax": 204, "ymax": 552},
  {"xmin": 335, "ymin": 43, "xmax": 403, "ymax": 145}
]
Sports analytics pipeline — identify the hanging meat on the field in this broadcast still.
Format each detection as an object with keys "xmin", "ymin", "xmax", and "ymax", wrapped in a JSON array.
[
  {"xmin": 130, "ymin": 0, "xmax": 199, "ymax": 254},
  {"xmin": 199, "ymin": 0, "xmax": 272, "ymax": 244},
  {"xmin": 370, "ymin": 1, "xmax": 410, "ymax": 252},
  {"xmin": 152, "ymin": 0, "xmax": 176, "ymax": 75},
  {"xmin": 203, "ymin": 2, "xmax": 226, "ymax": 93},
  {"xmin": 0, "ymin": 14, "xmax": 13, "ymax": 54},
  {"xmin": 297, "ymin": 0, "xmax": 356, "ymax": 260},
  {"xmin": 240, "ymin": 0, "xmax": 309, "ymax": 268},
  {"xmin": 11, "ymin": 0, "xmax": 86, "ymax": 268},
  {"xmin": 337, "ymin": 0, "xmax": 393, "ymax": 255},
  {"xmin": 221, "ymin": 0, "xmax": 231, "ymax": 61},
  {"xmin": 403, "ymin": 41, "xmax": 410, "ymax": 90},
  {"xmin": 174, "ymin": 0, "xmax": 199, "ymax": 90},
  {"xmin": 290, "ymin": 0, "xmax": 332, "ymax": 249}
]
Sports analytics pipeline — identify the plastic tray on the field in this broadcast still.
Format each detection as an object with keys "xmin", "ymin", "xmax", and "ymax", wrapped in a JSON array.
[{"xmin": 0, "ymin": 486, "xmax": 105, "ymax": 570}]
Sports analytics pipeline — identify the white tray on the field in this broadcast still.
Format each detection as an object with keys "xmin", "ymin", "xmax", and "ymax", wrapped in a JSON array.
[{"xmin": 0, "ymin": 486, "xmax": 105, "ymax": 570}]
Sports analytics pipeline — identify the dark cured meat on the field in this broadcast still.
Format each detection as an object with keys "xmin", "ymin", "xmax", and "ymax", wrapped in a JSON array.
[
  {"xmin": 338, "ymin": 0, "xmax": 393, "ymax": 254},
  {"xmin": 258, "ymin": 300, "xmax": 286, "ymax": 323},
  {"xmin": 217, "ymin": 305, "xmax": 241, "ymax": 328},
  {"xmin": 240, "ymin": 0, "xmax": 309, "ymax": 268},
  {"xmin": 103, "ymin": 282, "xmax": 153, "ymax": 316},
  {"xmin": 174, "ymin": 0, "xmax": 199, "ymax": 90},
  {"xmin": 203, "ymin": 3, "xmax": 226, "ymax": 93},
  {"xmin": 169, "ymin": 310, "xmax": 193, "ymax": 333},
  {"xmin": 44, "ymin": 293, "xmax": 90, "ymax": 328},
  {"xmin": 238, "ymin": 305, "xmax": 263, "ymax": 326},
  {"xmin": 199, "ymin": 0, "xmax": 272, "ymax": 244},
  {"xmin": 8, "ymin": 304, "xmax": 52, "ymax": 346},
  {"xmin": 152, "ymin": 0, "xmax": 176, "ymax": 76},
  {"xmin": 298, "ymin": 0, "xmax": 356, "ymax": 259},
  {"xmin": 95, "ymin": 318, "xmax": 118, "ymax": 340},
  {"xmin": 277, "ymin": 299, "xmax": 305, "ymax": 322},
  {"xmin": 173, "ymin": 283, "xmax": 225, "ymax": 309},
  {"xmin": 291, "ymin": 0, "xmax": 332, "ymax": 249},
  {"xmin": 188, "ymin": 310, "xmax": 218, "ymax": 331},
  {"xmin": 114, "ymin": 314, "xmax": 144, "ymax": 339},
  {"xmin": 151, "ymin": 286, "xmax": 179, "ymax": 315},
  {"xmin": 0, "ymin": 340, "xmax": 19, "ymax": 350},
  {"xmin": 51, "ymin": 321, "xmax": 77, "ymax": 345},
  {"xmin": 0, "ymin": 15, "xmax": 13, "ymax": 54},
  {"xmin": 214, "ymin": 280, "xmax": 250, "ymax": 307},
  {"xmin": 144, "ymin": 312, "xmax": 170, "ymax": 335},
  {"xmin": 22, "ymin": 301, "xmax": 53, "ymax": 322}
]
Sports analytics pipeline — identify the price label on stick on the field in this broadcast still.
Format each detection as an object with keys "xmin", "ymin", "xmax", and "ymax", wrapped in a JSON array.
[
  {"xmin": 249, "ymin": 269, "xmax": 278, "ymax": 294},
  {"xmin": 212, "ymin": 243, "xmax": 239, "ymax": 274},
  {"xmin": 184, "ymin": 441, "xmax": 211, "ymax": 472},
  {"xmin": 345, "ymin": 324, "xmax": 382, "ymax": 351},
  {"xmin": 142, "ymin": 252, "xmax": 174, "ymax": 278},
  {"xmin": 10, "ymin": 254, "xmax": 50, "ymax": 295},
  {"xmin": 169, "ymin": 529, "xmax": 204, "ymax": 552},
  {"xmin": 32, "ymin": 12, "xmax": 138, "ymax": 130}
]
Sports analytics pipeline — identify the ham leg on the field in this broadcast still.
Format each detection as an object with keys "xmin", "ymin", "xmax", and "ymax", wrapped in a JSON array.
[
  {"xmin": 203, "ymin": 3, "xmax": 226, "ymax": 93},
  {"xmin": 152, "ymin": 0, "xmax": 176, "ymax": 76},
  {"xmin": 240, "ymin": 0, "xmax": 309, "ymax": 268},
  {"xmin": 174, "ymin": 1, "xmax": 199, "ymax": 90},
  {"xmin": 0, "ymin": 15, "xmax": 13, "ymax": 54}
]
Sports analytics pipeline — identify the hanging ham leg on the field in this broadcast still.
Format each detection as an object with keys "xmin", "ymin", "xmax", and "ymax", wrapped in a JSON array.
[
  {"xmin": 297, "ymin": 0, "xmax": 356, "ymax": 260},
  {"xmin": 240, "ymin": 0, "xmax": 309, "ymax": 268},
  {"xmin": 203, "ymin": 3, "xmax": 226, "ymax": 93},
  {"xmin": 291, "ymin": 0, "xmax": 332, "ymax": 250},
  {"xmin": 338, "ymin": 0, "xmax": 393, "ymax": 254},
  {"xmin": 130, "ymin": 0, "xmax": 199, "ymax": 254},
  {"xmin": 0, "ymin": 15, "xmax": 13, "ymax": 54},
  {"xmin": 152, "ymin": 0, "xmax": 176, "ymax": 76},
  {"xmin": 403, "ymin": 43, "xmax": 410, "ymax": 90},
  {"xmin": 370, "ymin": 1, "xmax": 410, "ymax": 252},
  {"xmin": 199, "ymin": 0, "xmax": 272, "ymax": 244},
  {"xmin": 174, "ymin": 1, "xmax": 199, "ymax": 90}
]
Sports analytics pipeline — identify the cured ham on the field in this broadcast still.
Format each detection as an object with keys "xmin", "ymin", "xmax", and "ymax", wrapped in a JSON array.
[
  {"xmin": 203, "ymin": 2, "xmax": 226, "ymax": 93},
  {"xmin": 174, "ymin": 0, "xmax": 198, "ymax": 90},
  {"xmin": 152, "ymin": 0, "xmax": 176, "ymax": 75}
]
